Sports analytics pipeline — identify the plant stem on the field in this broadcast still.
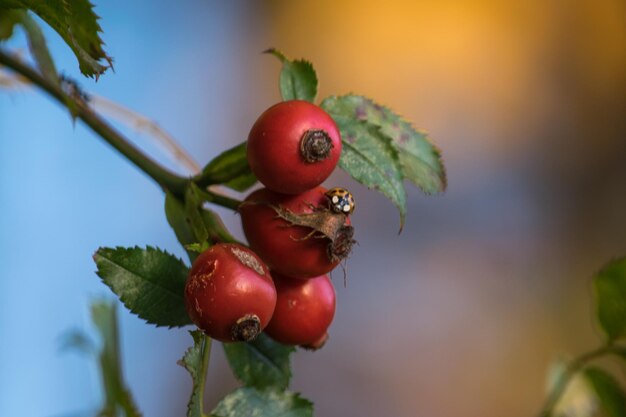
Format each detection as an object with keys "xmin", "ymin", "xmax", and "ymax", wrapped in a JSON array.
[
  {"xmin": 538, "ymin": 344, "xmax": 618, "ymax": 417},
  {"xmin": 199, "ymin": 334, "xmax": 212, "ymax": 415},
  {"xmin": 0, "ymin": 49, "xmax": 189, "ymax": 194}
]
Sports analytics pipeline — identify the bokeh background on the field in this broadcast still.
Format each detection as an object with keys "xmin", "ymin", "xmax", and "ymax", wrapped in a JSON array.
[{"xmin": 1, "ymin": 1, "xmax": 625, "ymax": 416}]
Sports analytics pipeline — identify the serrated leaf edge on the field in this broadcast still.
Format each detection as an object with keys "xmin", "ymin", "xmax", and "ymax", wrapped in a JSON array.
[{"xmin": 93, "ymin": 245, "xmax": 190, "ymax": 329}]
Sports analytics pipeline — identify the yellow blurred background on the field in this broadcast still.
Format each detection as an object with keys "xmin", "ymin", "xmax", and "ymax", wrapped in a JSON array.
[{"xmin": 260, "ymin": 1, "xmax": 626, "ymax": 416}]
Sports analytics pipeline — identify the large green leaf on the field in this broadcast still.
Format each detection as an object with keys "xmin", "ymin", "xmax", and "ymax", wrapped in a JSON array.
[
  {"xmin": 211, "ymin": 388, "xmax": 313, "ymax": 417},
  {"xmin": 584, "ymin": 367, "xmax": 626, "ymax": 417},
  {"xmin": 93, "ymin": 246, "xmax": 191, "ymax": 328},
  {"xmin": 91, "ymin": 300, "xmax": 142, "ymax": 417},
  {"xmin": 265, "ymin": 48, "xmax": 317, "ymax": 103},
  {"xmin": 322, "ymin": 95, "xmax": 446, "ymax": 194},
  {"xmin": 223, "ymin": 334, "xmax": 295, "ymax": 391},
  {"xmin": 1, "ymin": 0, "xmax": 111, "ymax": 77},
  {"xmin": 179, "ymin": 331, "xmax": 212, "ymax": 417},
  {"xmin": 196, "ymin": 142, "xmax": 257, "ymax": 192},
  {"xmin": 593, "ymin": 257, "xmax": 626, "ymax": 341}
]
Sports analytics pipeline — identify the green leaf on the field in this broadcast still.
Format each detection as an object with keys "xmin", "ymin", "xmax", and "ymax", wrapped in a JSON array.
[
  {"xmin": 185, "ymin": 184, "xmax": 210, "ymax": 246},
  {"xmin": 19, "ymin": 11, "xmax": 59, "ymax": 84},
  {"xmin": 165, "ymin": 191, "xmax": 238, "ymax": 263},
  {"xmin": 211, "ymin": 388, "xmax": 313, "ymax": 417},
  {"xmin": 322, "ymin": 95, "xmax": 446, "ymax": 194},
  {"xmin": 165, "ymin": 191, "xmax": 199, "ymax": 262},
  {"xmin": 91, "ymin": 300, "xmax": 142, "ymax": 417},
  {"xmin": 0, "ymin": 10, "xmax": 58, "ymax": 84},
  {"xmin": 584, "ymin": 367, "xmax": 626, "ymax": 417},
  {"xmin": 265, "ymin": 48, "xmax": 318, "ymax": 102},
  {"xmin": 0, "ymin": 9, "xmax": 21, "ymax": 40},
  {"xmin": 593, "ymin": 257, "xmax": 626, "ymax": 341},
  {"xmin": 320, "ymin": 98, "xmax": 408, "ymax": 227},
  {"xmin": 224, "ymin": 170, "xmax": 257, "ymax": 193},
  {"xmin": 93, "ymin": 246, "xmax": 192, "ymax": 328},
  {"xmin": 546, "ymin": 359, "xmax": 597, "ymax": 417},
  {"xmin": 223, "ymin": 333, "xmax": 295, "ymax": 390},
  {"xmin": 179, "ymin": 330, "xmax": 211, "ymax": 417},
  {"xmin": 2, "ymin": 0, "xmax": 112, "ymax": 78},
  {"xmin": 185, "ymin": 242, "xmax": 210, "ymax": 254},
  {"xmin": 196, "ymin": 142, "xmax": 257, "ymax": 192}
]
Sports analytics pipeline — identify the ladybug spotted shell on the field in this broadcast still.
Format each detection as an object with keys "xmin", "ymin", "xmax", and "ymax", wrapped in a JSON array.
[{"xmin": 325, "ymin": 187, "xmax": 355, "ymax": 215}]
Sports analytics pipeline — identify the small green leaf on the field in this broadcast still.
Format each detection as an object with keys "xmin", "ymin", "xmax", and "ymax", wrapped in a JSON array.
[
  {"xmin": 0, "ymin": 10, "xmax": 58, "ymax": 84},
  {"xmin": 185, "ymin": 184, "xmax": 210, "ymax": 246},
  {"xmin": 195, "ymin": 142, "xmax": 257, "ymax": 192},
  {"xmin": 165, "ymin": 191, "xmax": 199, "ymax": 262},
  {"xmin": 20, "ymin": 11, "xmax": 59, "ymax": 84},
  {"xmin": 93, "ymin": 246, "xmax": 191, "ymax": 328},
  {"xmin": 265, "ymin": 48, "xmax": 318, "ymax": 102},
  {"xmin": 211, "ymin": 387, "xmax": 313, "ymax": 417},
  {"xmin": 185, "ymin": 242, "xmax": 210, "ymax": 254},
  {"xmin": 0, "ymin": 9, "xmax": 21, "ymax": 40},
  {"xmin": 584, "ymin": 367, "xmax": 626, "ymax": 417},
  {"xmin": 593, "ymin": 257, "xmax": 626, "ymax": 341},
  {"xmin": 2, "ymin": 0, "xmax": 112, "ymax": 77},
  {"xmin": 165, "ymin": 191, "xmax": 238, "ymax": 263},
  {"xmin": 546, "ymin": 359, "xmax": 597, "ymax": 417},
  {"xmin": 91, "ymin": 300, "xmax": 142, "ymax": 417},
  {"xmin": 223, "ymin": 333, "xmax": 295, "ymax": 390},
  {"xmin": 179, "ymin": 330, "xmax": 211, "ymax": 417},
  {"xmin": 224, "ymin": 170, "xmax": 257, "ymax": 193},
  {"xmin": 322, "ymin": 95, "xmax": 446, "ymax": 194}
]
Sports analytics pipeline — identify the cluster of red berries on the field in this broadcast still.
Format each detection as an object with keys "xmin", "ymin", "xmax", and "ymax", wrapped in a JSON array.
[{"xmin": 184, "ymin": 100, "xmax": 355, "ymax": 349}]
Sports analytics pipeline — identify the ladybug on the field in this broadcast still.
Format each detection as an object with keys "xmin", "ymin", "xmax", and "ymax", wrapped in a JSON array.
[{"xmin": 325, "ymin": 187, "xmax": 355, "ymax": 215}]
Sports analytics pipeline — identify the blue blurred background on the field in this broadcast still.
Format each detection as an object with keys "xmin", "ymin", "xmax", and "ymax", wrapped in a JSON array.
[{"xmin": 1, "ymin": 1, "xmax": 625, "ymax": 416}]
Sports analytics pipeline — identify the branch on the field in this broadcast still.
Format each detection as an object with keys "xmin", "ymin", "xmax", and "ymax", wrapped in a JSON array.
[{"xmin": 0, "ymin": 48, "xmax": 188, "ymax": 196}]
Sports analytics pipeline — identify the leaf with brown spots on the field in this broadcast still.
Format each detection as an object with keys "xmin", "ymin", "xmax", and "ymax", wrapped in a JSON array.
[
  {"xmin": 322, "ymin": 95, "xmax": 446, "ymax": 195},
  {"xmin": 317, "ymin": 98, "xmax": 408, "ymax": 228}
]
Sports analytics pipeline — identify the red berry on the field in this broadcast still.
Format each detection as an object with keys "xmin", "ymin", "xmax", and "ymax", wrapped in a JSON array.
[
  {"xmin": 184, "ymin": 243, "xmax": 276, "ymax": 342},
  {"xmin": 264, "ymin": 273, "xmax": 336, "ymax": 347},
  {"xmin": 247, "ymin": 100, "xmax": 342, "ymax": 194},
  {"xmin": 240, "ymin": 186, "xmax": 351, "ymax": 278}
]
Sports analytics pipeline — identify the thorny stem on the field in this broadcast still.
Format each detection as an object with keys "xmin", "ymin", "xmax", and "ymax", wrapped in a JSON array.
[
  {"xmin": 0, "ymin": 49, "xmax": 242, "ymax": 209},
  {"xmin": 538, "ymin": 344, "xmax": 622, "ymax": 417}
]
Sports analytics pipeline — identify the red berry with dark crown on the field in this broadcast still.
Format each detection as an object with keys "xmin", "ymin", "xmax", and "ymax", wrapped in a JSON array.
[
  {"xmin": 240, "ymin": 186, "xmax": 353, "ymax": 278},
  {"xmin": 184, "ymin": 243, "xmax": 276, "ymax": 342},
  {"xmin": 247, "ymin": 100, "xmax": 342, "ymax": 194}
]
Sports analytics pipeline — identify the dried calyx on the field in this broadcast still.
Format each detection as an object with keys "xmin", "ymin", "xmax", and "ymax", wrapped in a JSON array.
[
  {"xmin": 231, "ymin": 314, "xmax": 261, "ymax": 342},
  {"xmin": 300, "ymin": 129, "xmax": 333, "ymax": 163},
  {"xmin": 271, "ymin": 204, "xmax": 356, "ymax": 262}
]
